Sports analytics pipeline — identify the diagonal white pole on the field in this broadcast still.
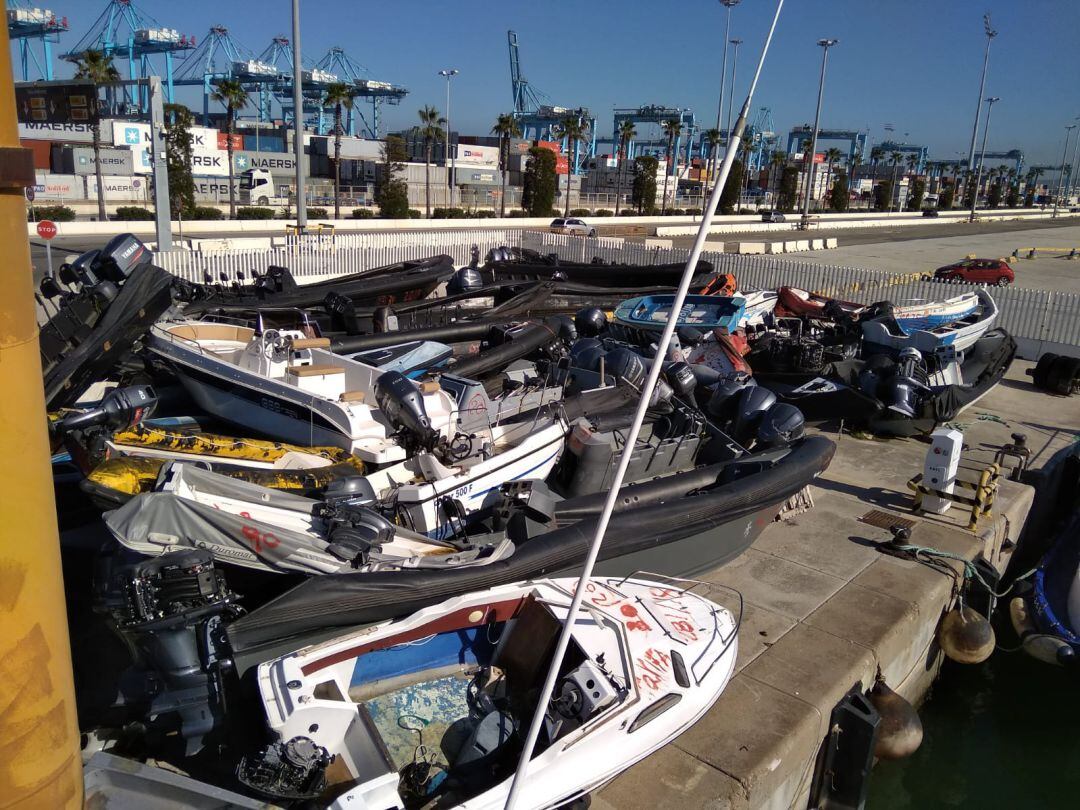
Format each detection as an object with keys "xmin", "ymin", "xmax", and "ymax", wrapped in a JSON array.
[{"xmin": 502, "ymin": 2, "xmax": 787, "ymax": 807}]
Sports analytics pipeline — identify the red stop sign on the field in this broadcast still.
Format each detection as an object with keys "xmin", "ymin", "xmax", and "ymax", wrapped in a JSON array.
[{"xmin": 36, "ymin": 220, "xmax": 58, "ymax": 240}]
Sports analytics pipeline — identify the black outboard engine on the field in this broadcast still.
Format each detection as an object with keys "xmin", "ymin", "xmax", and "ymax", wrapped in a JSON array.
[
  {"xmin": 374, "ymin": 371, "xmax": 439, "ymax": 452},
  {"xmin": 313, "ymin": 481, "xmax": 395, "ymax": 566},
  {"xmin": 95, "ymin": 233, "xmax": 153, "ymax": 282},
  {"xmin": 51, "ymin": 385, "xmax": 157, "ymax": 437},
  {"xmin": 568, "ymin": 338, "xmax": 606, "ymax": 372},
  {"xmin": 666, "ymin": 361, "xmax": 697, "ymax": 399},
  {"xmin": 857, "ymin": 354, "xmax": 895, "ymax": 400},
  {"xmin": 547, "ymin": 314, "xmax": 577, "ymax": 344},
  {"xmin": 94, "ymin": 549, "xmax": 238, "ymax": 753},
  {"xmin": 756, "ymin": 403, "xmax": 806, "ymax": 447},
  {"xmin": 448, "ymin": 264, "xmax": 485, "ymax": 295},
  {"xmin": 706, "ymin": 377, "xmax": 755, "ymax": 424},
  {"xmin": 486, "ymin": 245, "xmax": 513, "ymax": 264},
  {"xmin": 884, "ymin": 347, "xmax": 929, "ymax": 417},
  {"xmin": 604, "ymin": 347, "xmax": 646, "ymax": 389},
  {"xmin": 238, "ymin": 736, "xmax": 332, "ymax": 801},
  {"xmin": 574, "ymin": 307, "xmax": 607, "ymax": 338},
  {"xmin": 730, "ymin": 385, "xmax": 778, "ymax": 446}
]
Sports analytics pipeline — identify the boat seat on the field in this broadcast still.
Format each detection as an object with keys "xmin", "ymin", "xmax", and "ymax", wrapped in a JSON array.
[
  {"xmin": 340, "ymin": 390, "xmax": 366, "ymax": 403},
  {"xmin": 287, "ymin": 364, "xmax": 345, "ymax": 377},
  {"xmin": 290, "ymin": 337, "xmax": 331, "ymax": 349}
]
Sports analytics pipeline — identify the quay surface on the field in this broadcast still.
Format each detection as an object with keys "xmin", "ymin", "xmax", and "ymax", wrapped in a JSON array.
[{"xmin": 596, "ymin": 359, "xmax": 1080, "ymax": 809}]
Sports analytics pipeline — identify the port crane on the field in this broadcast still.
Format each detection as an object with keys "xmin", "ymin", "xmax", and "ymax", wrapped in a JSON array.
[
  {"xmin": 6, "ymin": 1, "xmax": 69, "ymax": 80},
  {"xmin": 61, "ymin": 0, "xmax": 194, "ymax": 110},
  {"xmin": 507, "ymin": 29, "xmax": 594, "ymax": 173},
  {"xmin": 786, "ymin": 125, "xmax": 867, "ymax": 166},
  {"xmin": 313, "ymin": 46, "xmax": 407, "ymax": 139}
]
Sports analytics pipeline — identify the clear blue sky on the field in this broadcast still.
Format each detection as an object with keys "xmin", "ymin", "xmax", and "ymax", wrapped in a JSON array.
[{"xmin": 48, "ymin": 0, "xmax": 1079, "ymax": 164}]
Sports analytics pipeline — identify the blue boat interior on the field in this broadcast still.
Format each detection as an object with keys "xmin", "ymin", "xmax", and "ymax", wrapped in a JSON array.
[{"xmin": 1032, "ymin": 530, "xmax": 1080, "ymax": 648}]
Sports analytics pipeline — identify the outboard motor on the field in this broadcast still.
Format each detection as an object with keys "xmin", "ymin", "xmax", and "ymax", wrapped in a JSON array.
[
  {"xmin": 94, "ymin": 549, "xmax": 238, "ymax": 753},
  {"xmin": 547, "ymin": 314, "xmax": 578, "ymax": 345},
  {"xmin": 574, "ymin": 307, "xmax": 607, "ymax": 338},
  {"xmin": 65, "ymin": 247, "xmax": 103, "ymax": 288},
  {"xmin": 666, "ymin": 361, "xmax": 697, "ymax": 399},
  {"xmin": 486, "ymin": 245, "xmax": 513, "ymax": 264},
  {"xmin": 706, "ymin": 377, "xmax": 755, "ymax": 424},
  {"xmin": 374, "ymin": 370, "xmax": 439, "ymax": 452},
  {"xmin": 313, "ymin": 500, "xmax": 396, "ymax": 567},
  {"xmin": 95, "ymin": 233, "xmax": 152, "ymax": 282},
  {"xmin": 857, "ymin": 354, "xmax": 895, "ymax": 399},
  {"xmin": 448, "ymin": 264, "xmax": 485, "ymax": 295},
  {"xmin": 730, "ymin": 385, "xmax": 778, "ymax": 446},
  {"xmin": 884, "ymin": 347, "xmax": 929, "ymax": 417},
  {"xmin": 569, "ymin": 338, "xmax": 606, "ymax": 372},
  {"xmin": 757, "ymin": 403, "xmax": 806, "ymax": 447},
  {"xmin": 604, "ymin": 347, "xmax": 646, "ymax": 389},
  {"xmin": 51, "ymin": 385, "xmax": 157, "ymax": 437}
]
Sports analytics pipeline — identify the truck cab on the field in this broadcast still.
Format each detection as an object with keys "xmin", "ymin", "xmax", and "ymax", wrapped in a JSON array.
[{"xmin": 239, "ymin": 168, "xmax": 284, "ymax": 205}]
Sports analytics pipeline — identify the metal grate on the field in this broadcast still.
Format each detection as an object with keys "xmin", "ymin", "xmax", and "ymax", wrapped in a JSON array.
[{"xmin": 858, "ymin": 509, "xmax": 916, "ymax": 532}]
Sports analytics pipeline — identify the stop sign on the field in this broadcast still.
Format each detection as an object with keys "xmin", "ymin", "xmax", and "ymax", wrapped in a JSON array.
[{"xmin": 36, "ymin": 220, "xmax": 57, "ymax": 240}]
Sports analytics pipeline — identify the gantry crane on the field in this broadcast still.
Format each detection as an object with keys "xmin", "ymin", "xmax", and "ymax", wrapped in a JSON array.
[
  {"xmin": 6, "ymin": 0, "xmax": 69, "ymax": 80},
  {"xmin": 313, "ymin": 46, "xmax": 407, "ymax": 139},
  {"xmin": 172, "ymin": 25, "xmax": 279, "ymax": 125},
  {"xmin": 786, "ymin": 125, "xmax": 867, "ymax": 166},
  {"xmin": 507, "ymin": 29, "xmax": 594, "ymax": 173},
  {"xmin": 61, "ymin": 0, "xmax": 194, "ymax": 109}
]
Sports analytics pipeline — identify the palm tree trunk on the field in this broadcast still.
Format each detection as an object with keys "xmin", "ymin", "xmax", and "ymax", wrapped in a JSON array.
[
  {"xmin": 425, "ymin": 140, "xmax": 432, "ymax": 218},
  {"xmin": 227, "ymin": 109, "xmax": 237, "ymax": 219},
  {"xmin": 614, "ymin": 140, "xmax": 624, "ymax": 216},
  {"xmin": 656, "ymin": 139, "xmax": 665, "ymax": 216},
  {"xmin": 333, "ymin": 103, "xmax": 342, "ymax": 220},
  {"xmin": 564, "ymin": 138, "xmax": 572, "ymax": 217},
  {"xmin": 499, "ymin": 136, "xmax": 508, "ymax": 217},
  {"xmin": 93, "ymin": 120, "xmax": 107, "ymax": 221}
]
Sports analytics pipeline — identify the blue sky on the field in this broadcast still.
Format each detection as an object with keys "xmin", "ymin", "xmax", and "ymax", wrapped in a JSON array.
[{"xmin": 45, "ymin": 0, "xmax": 1079, "ymax": 164}]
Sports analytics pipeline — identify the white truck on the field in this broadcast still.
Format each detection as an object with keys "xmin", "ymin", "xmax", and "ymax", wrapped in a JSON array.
[{"xmin": 239, "ymin": 168, "xmax": 291, "ymax": 206}]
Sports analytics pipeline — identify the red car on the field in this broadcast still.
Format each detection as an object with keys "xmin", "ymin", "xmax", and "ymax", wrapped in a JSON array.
[{"xmin": 932, "ymin": 258, "xmax": 1015, "ymax": 286}]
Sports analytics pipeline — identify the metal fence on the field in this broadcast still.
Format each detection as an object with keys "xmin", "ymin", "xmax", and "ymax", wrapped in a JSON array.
[{"xmin": 153, "ymin": 228, "xmax": 1080, "ymax": 358}]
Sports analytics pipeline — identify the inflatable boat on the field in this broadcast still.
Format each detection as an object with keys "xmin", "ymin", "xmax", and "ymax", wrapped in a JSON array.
[{"xmin": 478, "ymin": 246, "xmax": 717, "ymax": 288}]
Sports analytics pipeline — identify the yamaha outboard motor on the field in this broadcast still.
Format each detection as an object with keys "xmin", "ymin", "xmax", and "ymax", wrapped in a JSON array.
[
  {"xmin": 569, "ymin": 338, "xmax": 606, "ymax": 372},
  {"xmin": 757, "ymin": 403, "xmax": 806, "ymax": 447},
  {"xmin": 666, "ymin": 361, "xmax": 697, "ymax": 399},
  {"xmin": 706, "ymin": 377, "xmax": 755, "ymax": 424},
  {"xmin": 884, "ymin": 347, "xmax": 928, "ymax": 417},
  {"xmin": 51, "ymin": 385, "xmax": 157, "ymax": 437},
  {"xmin": 94, "ymin": 549, "xmax": 237, "ymax": 754},
  {"xmin": 374, "ymin": 370, "xmax": 439, "ymax": 452},
  {"xmin": 547, "ymin": 314, "xmax": 578, "ymax": 345},
  {"xmin": 95, "ymin": 233, "xmax": 153, "ymax": 282},
  {"xmin": 487, "ymin": 245, "xmax": 513, "ymax": 264},
  {"xmin": 604, "ymin": 347, "xmax": 646, "ymax": 389},
  {"xmin": 730, "ymin": 385, "xmax": 778, "ymax": 446},
  {"xmin": 575, "ymin": 307, "xmax": 607, "ymax": 338},
  {"xmin": 448, "ymin": 264, "xmax": 485, "ymax": 295}
]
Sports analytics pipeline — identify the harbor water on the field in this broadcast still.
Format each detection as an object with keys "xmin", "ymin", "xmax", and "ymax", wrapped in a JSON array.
[{"xmin": 867, "ymin": 650, "xmax": 1080, "ymax": 808}]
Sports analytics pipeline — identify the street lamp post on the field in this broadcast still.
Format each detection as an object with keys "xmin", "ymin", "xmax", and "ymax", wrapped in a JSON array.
[
  {"xmin": 969, "ymin": 96, "xmax": 999, "ymax": 222},
  {"xmin": 801, "ymin": 38, "xmax": 838, "ymax": 227},
  {"xmin": 1053, "ymin": 123, "xmax": 1078, "ymax": 218},
  {"xmin": 438, "ymin": 68, "xmax": 459, "ymax": 208},
  {"xmin": 965, "ymin": 15, "xmax": 997, "ymax": 184},
  {"xmin": 714, "ymin": 1, "xmax": 741, "ymax": 144},
  {"xmin": 1066, "ymin": 116, "xmax": 1080, "ymax": 203},
  {"xmin": 291, "ymin": 0, "xmax": 306, "ymax": 229},
  {"xmin": 726, "ymin": 38, "xmax": 743, "ymax": 140}
]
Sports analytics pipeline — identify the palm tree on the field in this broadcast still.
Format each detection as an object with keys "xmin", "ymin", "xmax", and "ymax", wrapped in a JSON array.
[
  {"xmin": 555, "ymin": 116, "xmax": 588, "ymax": 216},
  {"xmin": 770, "ymin": 150, "xmax": 788, "ymax": 193},
  {"xmin": 73, "ymin": 50, "xmax": 119, "ymax": 221},
  {"xmin": 906, "ymin": 153, "xmax": 920, "ymax": 177},
  {"xmin": 417, "ymin": 106, "xmax": 446, "ymax": 217},
  {"xmin": 660, "ymin": 117, "xmax": 682, "ymax": 213},
  {"xmin": 823, "ymin": 147, "xmax": 843, "ymax": 204},
  {"xmin": 490, "ymin": 113, "xmax": 521, "ymax": 217},
  {"xmin": 702, "ymin": 128, "xmax": 723, "ymax": 208},
  {"xmin": 614, "ymin": 120, "xmax": 637, "ymax": 215},
  {"xmin": 210, "ymin": 79, "xmax": 248, "ymax": 219},
  {"xmin": 870, "ymin": 146, "xmax": 884, "ymax": 167},
  {"xmin": 323, "ymin": 83, "xmax": 354, "ymax": 220},
  {"xmin": 888, "ymin": 151, "xmax": 903, "ymax": 211}
]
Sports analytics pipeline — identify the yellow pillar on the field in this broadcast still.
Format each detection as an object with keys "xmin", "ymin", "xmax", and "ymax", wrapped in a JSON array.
[{"xmin": 0, "ymin": 26, "xmax": 84, "ymax": 810}]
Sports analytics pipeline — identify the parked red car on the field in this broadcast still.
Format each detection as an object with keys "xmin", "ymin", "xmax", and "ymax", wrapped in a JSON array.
[{"xmin": 932, "ymin": 258, "xmax": 1015, "ymax": 286}]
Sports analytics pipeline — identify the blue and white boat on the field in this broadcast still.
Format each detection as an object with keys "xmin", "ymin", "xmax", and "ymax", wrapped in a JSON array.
[
  {"xmin": 861, "ymin": 290, "xmax": 998, "ymax": 354},
  {"xmin": 613, "ymin": 290, "xmax": 777, "ymax": 334}
]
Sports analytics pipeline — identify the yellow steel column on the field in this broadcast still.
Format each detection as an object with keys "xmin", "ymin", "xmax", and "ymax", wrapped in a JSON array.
[{"xmin": 0, "ymin": 26, "xmax": 84, "ymax": 810}]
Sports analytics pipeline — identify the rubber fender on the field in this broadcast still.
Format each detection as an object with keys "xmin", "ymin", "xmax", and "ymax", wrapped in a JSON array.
[{"xmin": 1009, "ymin": 597, "xmax": 1072, "ymax": 666}]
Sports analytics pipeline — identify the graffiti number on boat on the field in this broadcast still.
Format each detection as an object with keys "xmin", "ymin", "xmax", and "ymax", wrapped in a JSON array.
[{"xmin": 238, "ymin": 511, "xmax": 281, "ymax": 554}]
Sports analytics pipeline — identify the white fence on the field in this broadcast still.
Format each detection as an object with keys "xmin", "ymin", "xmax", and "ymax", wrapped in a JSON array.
[{"xmin": 153, "ymin": 229, "xmax": 1080, "ymax": 360}]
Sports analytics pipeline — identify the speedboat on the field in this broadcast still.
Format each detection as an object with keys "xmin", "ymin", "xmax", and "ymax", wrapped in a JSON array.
[
  {"xmin": 612, "ymin": 291, "xmax": 777, "ymax": 337},
  {"xmin": 861, "ymin": 289, "xmax": 998, "ymax": 354},
  {"xmin": 240, "ymin": 575, "xmax": 739, "ymax": 808}
]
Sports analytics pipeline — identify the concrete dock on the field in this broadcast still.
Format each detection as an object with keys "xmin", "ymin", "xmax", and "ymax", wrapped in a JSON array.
[{"xmin": 596, "ymin": 360, "xmax": 1080, "ymax": 809}]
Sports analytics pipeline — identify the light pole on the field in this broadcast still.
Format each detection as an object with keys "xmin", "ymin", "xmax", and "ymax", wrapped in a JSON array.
[
  {"xmin": 801, "ymin": 38, "xmax": 838, "ymax": 227},
  {"xmin": 714, "ymin": 0, "xmax": 741, "ymax": 147},
  {"xmin": 726, "ymin": 38, "xmax": 743, "ymax": 140},
  {"xmin": 1053, "ymin": 123, "xmax": 1077, "ymax": 218},
  {"xmin": 968, "ymin": 96, "xmax": 999, "ymax": 222},
  {"xmin": 291, "ymin": 0, "xmax": 306, "ymax": 228},
  {"xmin": 965, "ymin": 15, "xmax": 997, "ymax": 183},
  {"xmin": 438, "ymin": 68, "xmax": 459, "ymax": 208},
  {"xmin": 1067, "ymin": 115, "xmax": 1080, "ymax": 203}
]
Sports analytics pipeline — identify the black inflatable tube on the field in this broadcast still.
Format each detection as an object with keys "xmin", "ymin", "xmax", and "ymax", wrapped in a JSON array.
[
  {"xmin": 330, "ymin": 322, "xmax": 496, "ymax": 353},
  {"xmin": 440, "ymin": 320, "xmax": 557, "ymax": 380},
  {"xmin": 226, "ymin": 434, "xmax": 834, "ymax": 654}
]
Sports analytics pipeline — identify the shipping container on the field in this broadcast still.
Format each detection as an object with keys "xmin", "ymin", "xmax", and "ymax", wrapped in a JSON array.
[
  {"xmin": 455, "ymin": 144, "xmax": 499, "ymax": 167},
  {"xmin": 19, "ymin": 121, "xmax": 94, "ymax": 143},
  {"xmin": 65, "ymin": 146, "xmax": 136, "ymax": 176},
  {"xmin": 22, "ymin": 138, "xmax": 53, "ymax": 170},
  {"xmin": 84, "ymin": 174, "xmax": 151, "ymax": 201},
  {"xmin": 458, "ymin": 135, "xmax": 500, "ymax": 148},
  {"xmin": 453, "ymin": 167, "xmax": 502, "ymax": 187},
  {"xmin": 31, "ymin": 172, "xmax": 85, "ymax": 201},
  {"xmin": 232, "ymin": 150, "xmax": 297, "ymax": 175},
  {"xmin": 242, "ymin": 134, "xmax": 285, "ymax": 153}
]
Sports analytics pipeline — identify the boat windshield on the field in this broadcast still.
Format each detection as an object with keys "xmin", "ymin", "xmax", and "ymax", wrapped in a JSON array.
[{"xmin": 255, "ymin": 308, "xmax": 321, "ymax": 338}]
